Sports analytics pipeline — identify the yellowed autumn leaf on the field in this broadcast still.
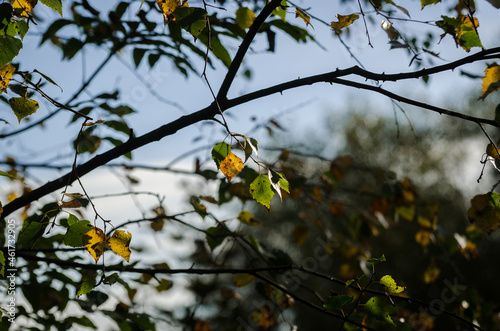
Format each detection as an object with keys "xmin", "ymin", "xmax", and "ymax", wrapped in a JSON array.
[
  {"xmin": 330, "ymin": 14, "xmax": 359, "ymax": 33},
  {"xmin": 0, "ymin": 64, "xmax": 16, "ymax": 95},
  {"xmin": 486, "ymin": 143, "xmax": 500, "ymax": 159},
  {"xmin": 156, "ymin": 0, "xmax": 188, "ymax": 23},
  {"xmin": 415, "ymin": 228, "xmax": 431, "ymax": 247},
  {"xmin": 57, "ymin": 199, "xmax": 83, "ymax": 209},
  {"xmin": 423, "ymin": 265, "xmax": 440, "ymax": 284},
  {"xmin": 108, "ymin": 230, "xmax": 132, "ymax": 262},
  {"xmin": 295, "ymin": 8, "xmax": 311, "ymax": 26},
  {"xmin": 83, "ymin": 227, "xmax": 107, "ymax": 263},
  {"xmin": 481, "ymin": 64, "xmax": 500, "ymax": 100},
  {"xmin": 10, "ymin": 0, "xmax": 38, "ymax": 18},
  {"xmin": 219, "ymin": 152, "xmax": 244, "ymax": 182},
  {"xmin": 234, "ymin": 273, "xmax": 255, "ymax": 287}
]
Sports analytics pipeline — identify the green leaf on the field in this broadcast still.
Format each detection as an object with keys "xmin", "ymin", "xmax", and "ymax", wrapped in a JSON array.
[
  {"xmin": 0, "ymin": 251, "xmax": 4, "ymax": 277},
  {"xmin": 212, "ymin": 142, "xmax": 231, "ymax": 169},
  {"xmin": 367, "ymin": 254, "xmax": 386, "ymax": 267},
  {"xmin": 77, "ymin": 273, "xmax": 96, "ymax": 297},
  {"xmin": 0, "ymin": 35, "xmax": 23, "ymax": 67},
  {"xmin": 64, "ymin": 316, "xmax": 96, "ymax": 329},
  {"xmin": 364, "ymin": 297, "xmax": 396, "ymax": 326},
  {"xmin": 17, "ymin": 218, "xmax": 47, "ymax": 248},
  {"xmin": 9, "ymin": 97, "xmax": 39, "ymax": 123},
  {"xmin": 33, "ymin": 69, "xmax": 62, "ymax": 91},
  {"xmin": 235, "ymin": 7, "xmax": 255, "ymax": 30},
  {"xmin": 0, "ymin": 170, "xmax": 15, "ymax": 180},
  {"xmin": 64, "ymin": 220, "xmax": 93, "ymax": 247},
  {"xmin": 421, "ymin": 0, "xmax": 441, "ymax": 8},
  {"xmin": 323, "ymin": 295, "xmax": 353, "ymax": 311},
  {"xmin": 173, "ymin": 7, "xmax": 207, "ymax": 38},
  {"xmin": 250, "ymin": 175, "xmax": 274, "ymax": 210},
  {"xmin": 380, "ymin": 275, "xmax": 405, "ymax": 293},
  {"xmin": 206, "ymin": 225, "xmax": 230, "ymax": 251},
  {"xmin": 40, "ymin": 0, "xmax": 63, "ymax": 16},
  {"xmin": 436, "ymin": 16, "xmax": 483, "ymax": 52},
  {"xmin": 67, "ymin": 213, "xmax": 80, "ymax": 226}
]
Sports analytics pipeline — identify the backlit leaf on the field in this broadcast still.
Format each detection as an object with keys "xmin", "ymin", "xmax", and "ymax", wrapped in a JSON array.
[
  {"xmin": 436, "ymin": 16, "xmax": 482, "ymax": 52},
  {"xmin": 156, "ymin": 0, "xmax": 188, "ymax": 23},
  {"xmin": 173, "ymin": 7, "xmax": 207, "ymax": 38},
  {"xmin": 250, "ymin": 175, "xmax": 274, "ymax": 210},
  {"xmin": 481, "ymin": 64, "xmax": 500, "ymax": 100},
  {"xmin": 0, "ymin": 170, "xmax": 16, "ymax": 180},
  {"xmin": 364, "ymin": 296, "xmax": 396, "ymax": 326},
  {"xmin": 380, "ymin": 275, "xmax": 405, "ymax": 293},
  {"xmin": 233, "ymin": 273, "xmax": 255, "ymax": 287},
  {"xmin": 235, "ymin": 7, "xmax": 255, "ymax": 29},
  {"xmin": 330, "ymin": 14, "xmax": 359, "ymax": 33},
  {"xmin": 423, "ymin": 265, "xmax": 440, "ymax": 284},
  {"xmin": 83, "ymin": 227, "xmax": 107, "ymax": 263},
  {"xmin": 9, "ymin": 96, "xmax": 39, "ymax": 123},
  {"xmin": 0, "ymin": 64, "xmax": 15, "ymax": 95},
  {"xmin": 108, "ymin": 230, "xmax": 132, "ymax": 262},
  {"xmin": 10, "ymin": 0, "xmax": 37, "ymax": 18},
  {"xmin": 467, "ymin": 192, "xmax": 500, "ymax": 233},
  {"xmin": 219, "ymin": 152, "xmax": 244, "ymax": 182},
  {"xmin": 295, "ymin": 8, "xmax": 310, "ymax": 26},
  {"xmin": 323, "ymin": 294, "xmax": 353, "ymax": 311},
  {"xmin": 212, "ymin": 142, "xmax": 231, "ymax": 169},
  {"xmin": 0, "ymin": 251, "xmax": 5, "ymax": 277},
  {"xmin": 415, "ymin": 228, "xmax": 431, "ymax": 247}
]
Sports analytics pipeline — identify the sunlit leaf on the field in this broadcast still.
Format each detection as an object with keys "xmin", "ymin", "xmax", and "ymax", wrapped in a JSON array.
[
  {"xmin": 0, "ymin": 64, "xmax": 16, "ymax": 95},
  {"xmin": 481, "ymin": 64, "xmax": 500, "ymax": 100},
  {"xmin": 10, "ymin": 0, "xmax": 37, "ymax": 18},
  {"xmin": 219, "ymin": 152, "xmax": 244, "ymax": 182},
  {"xmin": 367, "ymin": 254, "xmax": 386, "ymax": 267},
  {"xmin": 108, "ymin": 230, "xmax": 132, "ymax": 262},
  {"xmin": 156, "ymin": 0, "xmax": 188, "ymax": 23},
  {"xmin": 233, "ymin": 273, "xmax": 255, "ymax": 287},
  {"xmin": 235, "ymin": 7, "xmax": 255, "ymax": 29},
  {"xmin": 250, "ymin": 174, "xmax": 274, "ymax": 210},
  {"xmin": 9, "ymin": 96, "xmax": 39, "ymax": 123},
  {"xmin": 212, "ymin": 142, "xmax": 231, "ymax": 169},
  {"xmin": 380, "ymin": 275, "xmax": 405, "ymax": 293},
  {"xmin": 364, "ymin": 296, "xmax": 396, "ymax": 326},
  {"xmin": 330, "ymin": 14, "xmax": 359, "ymax": 34},
  {"xmin": 415, "ymin": 228, "xmax": 432, "ymax": 247},
  {"xmin": 436, "ymin": 16, "xmax": 483, "ymax": 52},
  {"xmin": 83, "ymin": 227, "xmax": 107, "ymax": 263}
]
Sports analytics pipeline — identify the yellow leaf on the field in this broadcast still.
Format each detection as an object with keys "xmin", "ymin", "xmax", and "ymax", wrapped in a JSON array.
[
  {"xmin": 57, "ymin": 199, "xmax": 83, "ymax": 209},
  {"xmin": 486, "ymin": 143, "xmax": 500, "ymax": 159},
  {"xmin": 295, "ymin": 8, "xmax": 311, "ymax": 26},
  {"xmin": 156, "ymin": 0, "xmax": 188, "ymax": 23},
  {"xmin": 234, "ymin": 273, "xmax": 255, "ymax": 287},
  {"xmin": 9, "ymin": 97, "xmax": 39, "ymax": 123},
  {"xmin": 251, "ymin": 306, "xmax": 274, "ymax": 330},
  {"xmin": 83, "ymin": 227, "xmax": 107, "ymax": 263},
  {"xmin": 10, "ymin": 0, "xmax": 38, "ymax": 18},
  {"xmin": 415, "ymin": 228, "xmax": 431, "ymax": 247},
  {"xmin": 237, "ymin": 210, "xmax": 261, "ymax": 226},
  {"xmin": 219, "ymin": 152, "xmax": 244, "ymax": 182},
  {"xmin": 0, "ymin": 64, "xmax": 16, "ymax": 95},
  {"xmin": 423, "ymin": 265, "xmax": 440, "ymax": 284},
  {"xmin": 108, "ymin": 230, "xmax": 132, "ymax": 262},
  {"xmin": 330, "ymin": 14, "xmax": 359, "ymax": 34},
  {"xmin": 481, "ymin": 64, "xmax": 500, "ymax": 100}
]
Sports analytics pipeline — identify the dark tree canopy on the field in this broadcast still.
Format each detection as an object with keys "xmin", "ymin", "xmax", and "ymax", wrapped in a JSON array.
[{"xmin": 1, "ymin": 0, "xmax": 500, "ymax": 330}]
